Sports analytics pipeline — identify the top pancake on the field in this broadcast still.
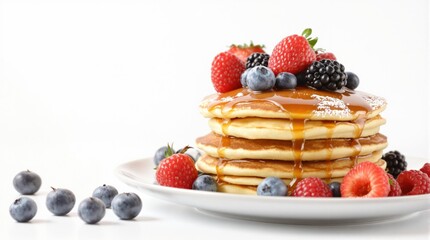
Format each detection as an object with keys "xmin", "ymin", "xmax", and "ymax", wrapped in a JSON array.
[{"xmin": 199, "ymin": 87, "xmax": 387, "ymax": 121}]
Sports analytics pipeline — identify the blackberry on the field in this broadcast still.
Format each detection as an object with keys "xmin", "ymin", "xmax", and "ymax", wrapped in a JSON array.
[
  {"xmin": 382, "ymin": 150, "xmax": 407, "ymax": 178},
  {"xmin": 304, "ymin": 60, "xmax": 347, "ymax": 91},
  {"xmin": 245, "ymin": 53, "xmax": 270, "ymax": 69}
]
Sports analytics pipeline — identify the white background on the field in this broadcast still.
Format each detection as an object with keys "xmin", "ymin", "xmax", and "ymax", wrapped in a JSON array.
[{"xmin": 0, "ymin": 0, "xmax": 429, "ymax": 239}]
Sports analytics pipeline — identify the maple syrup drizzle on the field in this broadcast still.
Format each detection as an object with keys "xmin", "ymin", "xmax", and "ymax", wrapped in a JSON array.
[
  {"xmin": 203, "ymin": 87, "xmax": 382, "ymax": 192},
  {"xmin": 324, "ymin": 121, "xmax": 336, "ymax": 180},
  {"xmin": 216, "ymin": 119, "xmax": 232, "ymax": 159},
  {"xmin": 349, "ymin": 113, "xmax": 366, "ymax": 166},
  {"xmin": 215, "ymin": 158, "xmax": 228, "ymax": 183},
  {"xmin": 353, "ymin": 113, "xmax": 367, "ymax": 138},
  {"xmin": 220, "ymin": 118, "xmax": 231, "ymax": 136},
  {"xmin": 215, "ymin": 119, "xmax": 232, "ymax": 183},
  {"xmin": 289, "ymin": 119, "xmax": 305, "ymax": 192},
  {"xmin": 205, "ymin": 87, "xmax": 377, "ymax": 120},
  {"xmin": 349, "ymin": 138, "xmax": 362, "ymax": 166}
]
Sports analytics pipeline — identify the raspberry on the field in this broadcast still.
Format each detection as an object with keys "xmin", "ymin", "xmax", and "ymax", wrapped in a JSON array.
[
  {"xmin": 341, "ymin": 161, "xmax": 390, "ymax": 198},
  {"xmin": 420, "ymin": 163, "xmax": 430, "ymax": 178},
  {"xmin": 228, "ymin": 42, "xmax": 265, "ymax": 63},
  {"xmin": 316, "ymin": 52, "xmax": 336, "ymax": 61},
  {"xmin": 387, "ymin": 173, "xmax": 402, "ymax": 197},
  {"xmin": 291, "ymin": 177, "xmax": 332, "ymax": 197},
  {"xmin": 396, "ymin": 170, "xmax": 430, "ymax": 196}
]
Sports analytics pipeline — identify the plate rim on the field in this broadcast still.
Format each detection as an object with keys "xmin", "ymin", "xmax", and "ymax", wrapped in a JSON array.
[{"xmin": 115, "ymin": 157, "xmax": 430, "ymax": 223}]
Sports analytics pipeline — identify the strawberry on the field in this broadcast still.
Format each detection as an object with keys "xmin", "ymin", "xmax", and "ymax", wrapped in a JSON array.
[
  {"xmin": 316, "ymin": 52, "xmax": 336, "ymax": 61},
  {"xmin": 291, "ymin": 177, "xmax": 332, "ymax": 197},
  {"xmin": 397, "ymin": 170, "xmax": 430, "ymax": 195},
  {"xmin": 387, "ymin": 173, "xmax": 402, "ymax": 197},
  {"xmin": 268, "ymin": 28, "xmax": 317, "ymax": 75},
  {"xmin": 211, "ymin": 52, "xmax": 245, "ymax": 93},
  {"xmin": 340, "ymin": 162, "xmax": 390, "ymax": 198},
  {"xmin": 155, "ymin": 146, "xmax": 198, "ymax": 189},
  {"xmin": 420, "ymin": 163, "xmax": 430, "ymax": 178},
  {"xmin": 227, "ymin": 42, "xmax": 265, "ymax": 63}
]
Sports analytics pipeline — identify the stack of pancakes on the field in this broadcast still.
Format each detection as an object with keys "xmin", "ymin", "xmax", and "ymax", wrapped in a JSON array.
[{"xmin": 195, "ymin": 87, "xmax": 388, "ymax": 195}]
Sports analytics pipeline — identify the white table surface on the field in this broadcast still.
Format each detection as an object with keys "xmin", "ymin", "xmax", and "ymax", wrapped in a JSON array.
[{"xmin": 1, "ymin": 151, "xmax": 429, "ymax": 240}]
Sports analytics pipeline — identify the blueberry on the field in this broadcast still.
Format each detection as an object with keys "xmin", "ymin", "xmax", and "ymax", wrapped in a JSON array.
[
  {"xmin": 46, "ymin": 187, "xmax": 76, "ymax": 216},
  {"xmin": 257, "ymin": 177, "xmax": 288, "ymax": 196},
  {"xmin": 176, "ymin": 147, "xmax": 202, "ymax": 162},
  {"xmin": 78, "ymin": 197, "xmax": 106, "ymax": 224},
  {"xmin": 92, "ymin": 184, "xmax": 118, "ymax": 208},
  {"xmin": 346, "ymin": 72, "xmax": 360, "ymax": 90},
  {"xmin": 13, "ymin": 170, "xmax": 42, "ymax": 195},
  {"xmin": 275, "ymin": 72, "xmax": 297, "ymax": 90},
  {"xmin": 328, "ymin": 182, "xmax": 341, "ymax": 197},
  {"xmin": 192, "ymin": 175, "xmax": 217, "ymax": 192},
  {"xmin": 111, "ymin": 193, "xmax": 142, "ymax": 220},
  {"xmin": 154, "ymin": 145, "xmax": 175, "ymax": 166},
  {"xmin": 240, "ymin": 68, "xmax": 251, "ymax": 87},
  {"xmin": 246, "ymin": 66, "xmax": 276, "ymax": 91},
  {"xmin": 9, "ymin": 197, "xmax": 37, "ymax": 222}
]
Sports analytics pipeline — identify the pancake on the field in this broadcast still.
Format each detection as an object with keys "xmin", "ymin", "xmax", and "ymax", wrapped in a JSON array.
[
  {"xmin": 196, "ymin": 132, "xmax": 387, "ymax": 161},
  {"xmin": 200, "ymin": 87, "xmax": 387, "ymax": 121},
  {"xmin": 218, "ymin": 183, "xmax": 256, "ymax": 195},
  {"xmin": 195, "ymin": 151, "xmax": 383, "ymax": 179},
  {"xmin": 216, "ymin": 159, "xmax": 387, "ymax": 195},
  {"xmin": 209, "ymin": 116, "xmax": 385, "ymax": 140},
  {"xmin": 214, "ymin": 175, "xmax": 344, "ymax": 186}
]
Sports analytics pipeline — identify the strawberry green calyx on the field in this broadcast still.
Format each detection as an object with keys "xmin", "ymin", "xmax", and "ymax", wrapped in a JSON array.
[
  {"xmin": 302, "ymin": 28, "xmax": 318, "ymax": 49},
  {"xmin": 230, "ymin": 41, "xmax": 265, "ymax": 49},
  {"xmin": 164, "ymin": 144, "xmax": 192, "ymax": 157},
  {"xmin": 164, "ymin": 143, "xmax": 175, "ymax": 158}
]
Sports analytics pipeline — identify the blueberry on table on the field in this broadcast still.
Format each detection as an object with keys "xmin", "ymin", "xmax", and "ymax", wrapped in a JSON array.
[
  {"xmin": 92, "ymin": 184, "xmax": 118, "ymax": 208},
  {"xmin": 46, "ymin": 187, "xmax": 76, "ymax": 216},
  {"xmin": 13, "ymin": 170, "xmax": 42, "ymax": 195},
  {"xmin": 10, "ymin": 197, "xmax": 37, "ymax": 222},
  {"xmin": 78, "ymin": 197, "xmax": 106, "ymax": 224},
  {"xmin": 257, "ymin": 177, "xmax": 288, "ymax": 196},
  {"xmin": 111, "ymin": 193, "xmax": 142, "ymax": 220},
  {"xmin": 192, "ymin": 175, "xmax": 218, "ymax": 192}
]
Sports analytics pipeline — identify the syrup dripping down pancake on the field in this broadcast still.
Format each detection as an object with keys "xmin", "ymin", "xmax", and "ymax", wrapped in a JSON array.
[
  {"xmin": 195, "ymin": 151, "xmax": 383, "ymax": 179},
  {"xmin": 209, "ymin": 116, "xmax": 385, "ymax": 140},
  {"xmin": 200, "ymin": 87, "xmax": 386, "ymax": 121},
  {"xmin": 196, "ymin": 132, "xmax": 387, "ymax": 161}
]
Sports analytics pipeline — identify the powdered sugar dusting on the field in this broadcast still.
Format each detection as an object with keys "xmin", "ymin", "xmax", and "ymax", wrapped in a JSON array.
[
  {"xmin": 211, "ymin": 92, "xmax": 244, "ymax": 104},
  {"xmin": 363, "ymin": 94, "xmax": 386, "ymax": 110},
  {"xmin": 311, "ymin": 94, "xmax": 351, "ymax": 118}
]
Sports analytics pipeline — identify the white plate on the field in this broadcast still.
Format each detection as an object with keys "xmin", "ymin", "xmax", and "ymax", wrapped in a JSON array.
[{"xmin": 115, "ymin": 157, "xmax": 430, "ymax": 225}]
